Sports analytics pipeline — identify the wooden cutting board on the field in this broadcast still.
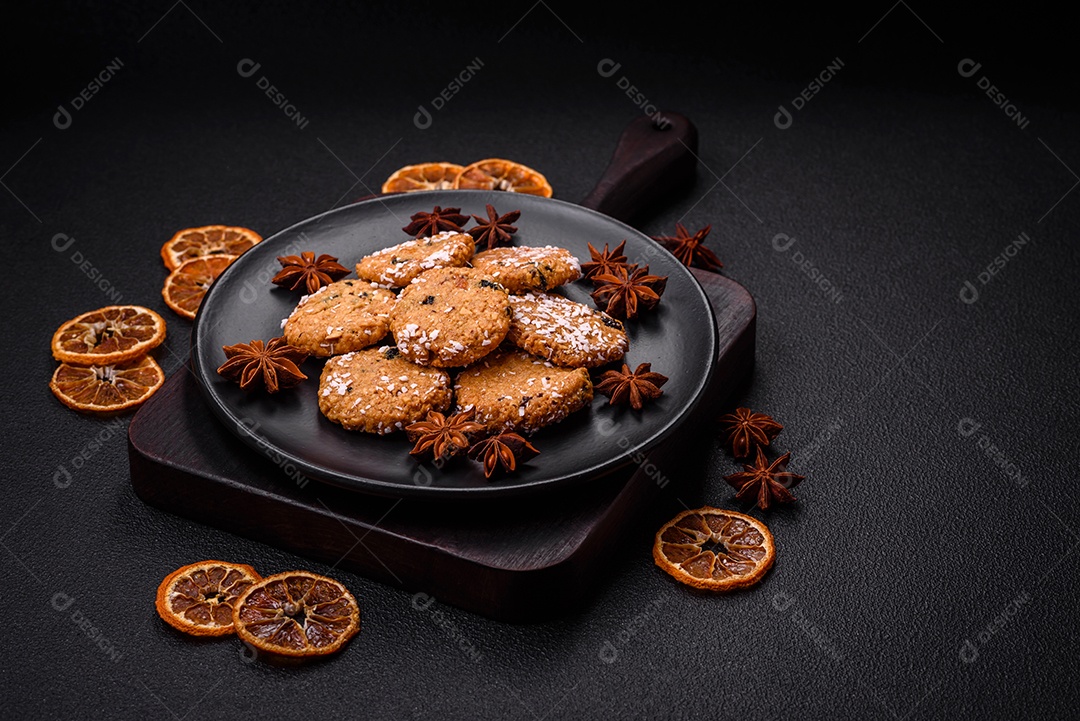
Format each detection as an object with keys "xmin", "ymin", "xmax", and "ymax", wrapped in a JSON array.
[{"xmin": 127, "ymin": 115, "xmax": 758, "ymax": 621}]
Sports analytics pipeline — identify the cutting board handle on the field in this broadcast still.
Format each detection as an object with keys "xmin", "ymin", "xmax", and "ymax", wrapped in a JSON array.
[{"xmin": 580, "ymin": 112, "xmax": 699, "ymax": 224}]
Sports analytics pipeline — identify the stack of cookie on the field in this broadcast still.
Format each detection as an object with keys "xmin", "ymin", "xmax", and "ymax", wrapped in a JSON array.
[{"xmin": 281, "ymin": 229, "xmax": 629, "ymax": 436}]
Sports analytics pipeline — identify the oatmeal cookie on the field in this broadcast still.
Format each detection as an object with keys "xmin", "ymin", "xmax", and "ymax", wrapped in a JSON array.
[
  {"xmin": 282, "ymin": 279, "xmax": 396, "ymax": 356},
  {"xmin": 469, "ymin": 245, "xmax": 581, "ymax": 293},
  {"xmin": 389, "ymin": 267, "xmax": 511, "ymax": 368},
  {"xmin": 453, "ymin": 349, "xmax": 593, "ymax": 433},
  {"xmin": 355, "ymin": 231, "xmax": 474, "ymax": 288},
  {"xmin": 506, "ymin": 292, "xmax": 628, "ymax": 368},
  {"xmin": 318, "ymin": 347, "xmax": 452, "ymax": 434}
]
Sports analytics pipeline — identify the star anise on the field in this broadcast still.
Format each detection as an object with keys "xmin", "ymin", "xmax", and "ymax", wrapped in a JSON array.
[
  {"xmin": 406, "ymin": 410, "xmax": 485, "ymax": 461},
  {"xmin": 590, "ymin": 265, "xmax": 668, "ymax": 319},
  {"xmin": 652, "ymin": 223, "xmax": 723, "ymax": 271},
  {"xmin": 468, "ymin": 204, "xmax": 521, "ymax": 250},
  {"xmin": 718, "ymin": 407, "xmax": 783, "ymax": 458},
  {"xmin": 595, "ymin": 362, "xmax": 668, "ymax": 410},
  {"xmin": 724, "ymin": 447, "xmax": 804, "ymax": 509},
  {"xmin": 271, "ymin": 252, "xmax": 349, "ymax": 294},
  {"xmin": 468, "ymin": 432, "xmax": 539, "ymax": 478},
  {"xmin": 580, "ymin": 240, "xmax": 634, "ymax": 281},
  {"xmin": 217, "ymin": 337, "xmax": 308, "ymax": 393},
  {"xmin": 402, "ymin": 206, "xmax": 468, "ymax": 237}
]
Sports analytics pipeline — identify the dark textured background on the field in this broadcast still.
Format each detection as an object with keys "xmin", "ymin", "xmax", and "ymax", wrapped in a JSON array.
[{"xmin": 3, "ymin": 3, "xmax": 1078, "ymax": 719}]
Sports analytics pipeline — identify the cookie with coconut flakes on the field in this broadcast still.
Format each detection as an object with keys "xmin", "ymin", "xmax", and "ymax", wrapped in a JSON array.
[
  {"xmin": 469, "ymin": 245, "xmax": 582, "ymax": 293},
  {"xmin": 354, "ymin": 231, "xmax": 475, "ymax": 288},
  {"xmin": 389, "ymin": 267, "xmax": 511, "ymax": 368},
  {"xmin": 282, "ymin": 279, "xmax": 396, "ymax": 356},
  {"xmin": 453, "ymin": 348, "xmax": 594, "ymax": 433},
  {"xmin": 506, "ymin": 292, "xmax": 628, "ymax": 368},
  {"xmin": 318, "ymin": 346, "xmax": 452, "ymax": 434}
]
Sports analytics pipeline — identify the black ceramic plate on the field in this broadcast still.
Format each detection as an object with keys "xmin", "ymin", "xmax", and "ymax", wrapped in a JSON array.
[{"xmin": 191, "ymin": 191, "xmax": 717, "ymax": 498}]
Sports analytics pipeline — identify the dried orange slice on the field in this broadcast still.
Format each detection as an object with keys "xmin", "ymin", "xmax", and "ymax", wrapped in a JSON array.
[
  {"xmin": 233, "ymin": 571, "xmax": 360, "ymax": 658},
  {"xmin": 50, "ymin": 355, "xmax": 165, "ymax": 415},
  {"xmin": 155, "ymin": 561, "xmax": 262, "ymax": 637},
  {"xmin": 162, "ymin": 255, "xmax": 236, "ymax": 320},
  {"xmin": 453, "ymin": 158, "xmax": 552, "ymax": 197},
  {"xmin": 161, "ymin": 225, "xmax": 262, "ymax": 271},
  {"xmin": 653, "ymin": 507, "xmax": 775, "ymax": 591},
  {"xmin": 51, "ymin": 305, "xmax": 166, "ymax": 365},
  {"xmin": 381, "ymin": 162, "xmax": 464, "ymax": 193}
]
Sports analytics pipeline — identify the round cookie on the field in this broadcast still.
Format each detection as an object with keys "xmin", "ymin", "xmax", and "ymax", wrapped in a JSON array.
[
  {"xmin": 469, "ymin": 245, "xmax": 582, "ymax": 293},
  {"xmin": 282, "ymin": 279, "xmax": 396, "ymax": 356},
  {"xmin": 453, "ymin": 348, "xmax": 594, "ymax": 433},
  {"xmin": 355, "ymin": 231, "xmax": 475, "ymax": 288},
  {"xmin": 318, "ymin": 346, "xmax": 452, "ymax": 434},
  {"xmin": 507, "ymin": 292, "xmax": 629, "ymax": 368},
  {"xmin": 390, "ymin": 267, "xmax": 511, "ymax": 368}
]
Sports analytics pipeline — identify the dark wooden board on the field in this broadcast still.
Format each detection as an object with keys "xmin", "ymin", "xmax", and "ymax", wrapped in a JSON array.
[{"xmin": 129, "ymin": 269, "xmax": 754, "ymax": 621}]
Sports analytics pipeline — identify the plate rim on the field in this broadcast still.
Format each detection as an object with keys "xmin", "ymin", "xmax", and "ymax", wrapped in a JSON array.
[{"xmin": 190, "ymin": 191, "xmax": 718, "ymax": 499}]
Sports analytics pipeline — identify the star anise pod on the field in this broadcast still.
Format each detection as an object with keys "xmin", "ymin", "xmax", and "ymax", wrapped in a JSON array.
[
  {"xmin": 652, "ymin": 223, "xmax": 723, "ymax": 271},
  {"xmin": 580, "ymin": 240, "xmax": 634, "ymax": 281},
  {"xmin": 468, "ymin": 204, "xmax": 521, "ymax": 250},
  {"xmin": 217, "ymin": 337, "xmax": 308, "ymax": 393},
  {"xmin": 595, "ymin": 362, "xmax": 668, "ymax": 410},
  {"xmin": 271, "ymin": 252, "xmax": 349, "ymax": 294},
  {"xmin": 468, "ymin": 432, "xmax": 539, "ymax": 478},
  {"xmin": 406, "ymin": 410, "xmax": 485, "ymax": 461},
  {"xmin": 724, "ymin": 447, "xmax": 804, "ymax": 510},
  {"xmin": 402, "ymin": 206, "xmax": 468, "ymax": 237},
  {"xmin": 590, "ymin": 265, "xmax": 668, "ymax": 319},
  {"xmin": 718, "ymin": 407, "xmax": 783, "ymax": 458}
]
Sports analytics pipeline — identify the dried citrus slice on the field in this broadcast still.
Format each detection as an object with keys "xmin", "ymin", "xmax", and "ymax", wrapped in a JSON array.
[
  {"xmin": 50, "ymin": 355, "xmax": 165, "ymax": 415},
  {"xmin": 381, "ymin": 162, "xmax": 464, "ymax": 193},
  {"xmin": 51, "ymin": 305, "xmax": 167, "ymax": 365},
  {"xmin": 155, "ymin": 561, "xmax": 262, "ymax": 637},
  {"xmin": 233, "ymin": 571, "xmax": 360, "ymax": 658},
  {"xmin": 653, "ymin": 507, "xmax": 775, "ymax": 591},
  {"xmin": 453, "ymin": 158, "xmax": 553, "ymax": 197},
  {"xmin": 161, "ymin": 225, "xmax": 262, "ymax": 271},
  {"xmin": 162, "ymin": 255, "xmax": 236, "ymax": 320}
]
